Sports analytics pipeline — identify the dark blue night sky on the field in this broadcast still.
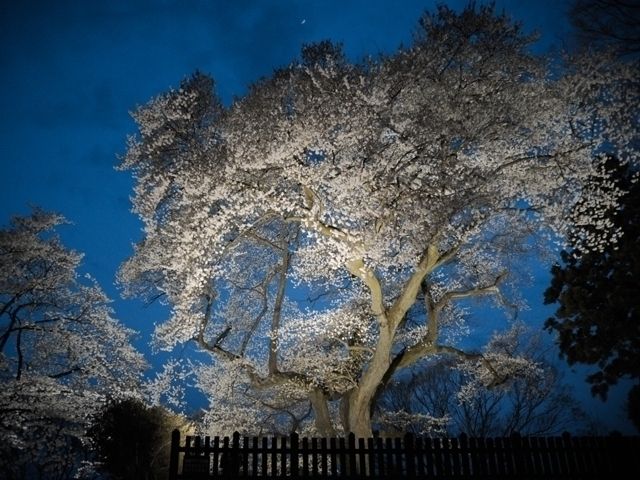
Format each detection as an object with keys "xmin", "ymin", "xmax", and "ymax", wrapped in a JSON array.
[{"xmin": 2, "ymin": 0, "xmax": 631, "ymax": 432}]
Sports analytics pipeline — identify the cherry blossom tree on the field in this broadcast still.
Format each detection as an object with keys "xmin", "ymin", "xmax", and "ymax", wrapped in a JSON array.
[
  {"xmin": 119, "ymin": 5, "xmax": 639, "ymax": 438},
  {"xmin": 0, "ymin": 209, "xmax": 146, "ymax": 479}
]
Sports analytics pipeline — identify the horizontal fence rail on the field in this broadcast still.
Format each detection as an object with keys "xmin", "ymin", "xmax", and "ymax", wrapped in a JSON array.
[{"xmin": 168, "ymin": 430, "xmax": 640, "ymax": 479}]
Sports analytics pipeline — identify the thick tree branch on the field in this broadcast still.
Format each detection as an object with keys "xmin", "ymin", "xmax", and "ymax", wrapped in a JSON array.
[
  {"xmin": 194, "ymin": 291, "xmax": 240, "ymax": 362},
  {"xmin": 309, "ymin": 388, "xmax": 337, "ymax": 437},
  {"xmin": 16, "ymin": 328, "xmax": 24, "ymax": 381},
  {"xmin": 269, "ymin": 230, "xmax": 291, "ymax": 374},
  {"xmin": 345, "ymin": 258, "xmax": 385, "ymax": 321},
  {"xmin": 49, "ymin": 367, "xmax": 81, "ymax": 379},
  {"xmin": 387, "ymin": 244, "xmax": 441, "ymax": 328},
  {"xmin": 240, "ymin": 271, "xmax": 275, "ymax": 357},
  {"xmin": 393, "ymin": 273, "xmax": 507, "ymax": 371},
  {"xmin": 435, "ymin": 272, "xmax": 506, "ymax": 310}
]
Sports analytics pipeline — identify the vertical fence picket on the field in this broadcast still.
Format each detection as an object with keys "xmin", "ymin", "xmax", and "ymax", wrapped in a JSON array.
[
  {"xmin": 597, "ymin": 435, "xmax": 615, "ymax": 473},
  {"xmin": 538, "ymin": 436, "xmax": 553, "ymax": 477},
  {"xmin": 347, "ymin": 433, "xmax": 356, "ymax": 477},
  {"xmin": 169, "ymin": 429, "xmax": 180, "ymax": 480},
  {"xmin": 269, "ymin": 436, "xmax": 276, "ymax": 479},
  {"xmin": 358, "ymin": 437, "xmax": 367, "ymax": 478},
  {"xmin": 505, "ymin": 434, "xmax": 516, "ymax": 476},
  {"xmin": 259, "ymin": 437, "xmax": 267, "ymax": 478},
  {"xmin": 432, "ymin": 437, "xmax": 445, "ymax": 477},
  {"xmin": 458, "ymin": 433, "xmax": 471, "ymax": 477},
  {"xmin": 231, "ymin": 433, "xmax": 240, "ymax": 478},
  {"xmin": 313, "ymin": 438, "xmax": 320, "ymax": 478},
  {"xmin": 585, "ymin": 435, "xmax": 600, "ymax": 475},
  {"xmin": 627, "ymin": 436, "xmax": 640, "ymax": 474},
  {"xmin": 338, "ymin": 436, "xmax": 347, "ymax": 477},
  {"xmin": 220, "ymin": 436, "xmax": 229, "ymax": 479},
  {"xmin": 185, "ymin": 435, "xmax": 192, "ymax": 458},
  {"xmin": 516, "ymin": 434, "xmax": 530, "ymax": 476},
  {"xmin": 302, "ymin": 437, "xmax": 309, "ymax": 478},
  {"xmin": 375, "ymin": 436, "xmax": 384, "ymax": 478},
  {"xmin": 320, "ymin": 437, "xmax": 328, "ymax": 479},
  {"xmin": 329, "ymin": 437, "xmax": 338, "ymax": 477},
  {"xmin": 366, "ymin": 437, "xmax": 376, "ymax": 478},
  {"xmin": 211, "ymin": 436, "xmax": 219, "ymax": 478},
  {"xmin": 393, "ymin": 437, "xmax": 403, "ymax": 477},
  {"xmin": 423, "ymin": 436, "xmax": 435, "ymax": 477},
  {"xmin": 527, "ymin": 436, "xmax": 542, "ymax": 477},
  {"xmin": 290, "ymin": 432, "xmax": 299, "ymax": 477},
  {"xmin": 250, "ymin": 437, "xmax": 258, "ymax": 477},
  {"xmin": 204, "ymin": 437, "xmax": 211, "ymax": 477},
  {"xmin": 472, "ymin": 438, "xmax": 491, "ymax": 479},
  {"xmin": 501, "ymin": 436, "xmax": 513, "ymax": 476},
  {"xmin": 547, "ymin": 436, "xmax": 560, "ymax": 477},
  {"xmin": 450, "ymin": 436, "xmax": 461, "ymax": 476},
  {"xmin": 414, "ymin": 436, "xmax": 425, "ymax": 478},
  {"xmin": 562, "ymin": 432, "xmax": 579, "ymax": 476},
  {"xmin": 281, "ymin": 436, "xmax": 288, "ymax": 477},
  {"xmin": 502, "ymin": 436, "xmax": 515, "ymax": 477},
  {"xmin": 384, "ymin": 437, "xmax": 394, "ymax": 478},
  {"xmin": 483, "ymin": 437, "xmax": 497, "ymax": 476},
  {"xmin": 559, "ymin": 435, "xmax": 573, "ymax": 476},
  {"xmin": 404, "ymin": 433, "xmax": 415, "ymax": 479},
  {"xmin": 576, "ymin": 436, "xmax": 592, "ymax": 474},
  {"xmin": 606, "ymin": 434, "xmax": 625, "ymax": 475},
  {"xmin": 239, "ymin": 435, "xmax": 248, "ymax": 477}
]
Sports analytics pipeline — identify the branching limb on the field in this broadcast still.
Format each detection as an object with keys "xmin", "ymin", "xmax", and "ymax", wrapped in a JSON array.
[
  {"xmin": 387, "ymin": 244, "xmax": 441, "ymax": 328},
  {"xmin": 49, "ymin": 367, "xmax": 81, "ymax": 379},
  {"xmin": 434, "ymin": 271, "xmax": 506, "ymax": 310},
  {"xmin": 240, "ymin": 270, "xmax": 276, "ymax": 357},
  {"xmin": 220, "ymin": 211, "xmax": 281, "ymax": 256},
  {"xmin": 193, "ymin": 287, "xmax": 313, "ymax": 392},
  {"xmin": 16, "ymin": 328, "xmax": 24, "ymax": 381},
  {"xmin": 345, "ymin": 258, "xmax": 385, "ymax": 321},
  {"xmin": 393, "ymin": 273, "xmax": 507, "ymax": 371},
  {"xmin": 286, "ymin": 185, "xmax": 364, "ymax": 252},
  {"xmin": 269, "ymin": 228, "xmax": 292, "ymax": 374},
  {"xmin": 194, "ymin": 290, "xmax": 240, "ymax": 362},
  {"xmin": 434, "ymin": 345, "xmax": 506, "ymax": 387}
]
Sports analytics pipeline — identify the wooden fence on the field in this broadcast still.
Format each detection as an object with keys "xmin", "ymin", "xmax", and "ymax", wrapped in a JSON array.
[{"xmin": 168, "ymin": 429, "xmax": 640, "ymax": 479}]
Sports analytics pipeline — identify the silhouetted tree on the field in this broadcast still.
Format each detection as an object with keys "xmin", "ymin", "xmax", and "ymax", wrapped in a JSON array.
[
  {"xmin": 89, "ymin": 399, "xmax": 182, "ymax": 480},
  {"xmin": 545, "ymin": 157, "xmax": 640, "ymax": 431},
  {"xmin": 570, "ymin": 0, "xmax": 640, "ymax": 56}
]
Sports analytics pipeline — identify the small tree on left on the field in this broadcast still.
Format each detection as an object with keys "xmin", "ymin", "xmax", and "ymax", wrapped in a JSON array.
[{"xmin": 0, "ymin": 209, "xmax": 146, "ymax": 480}]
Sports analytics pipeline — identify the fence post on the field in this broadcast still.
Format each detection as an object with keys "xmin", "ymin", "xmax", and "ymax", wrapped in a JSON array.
[
  {"xmin": 347, "ymin": 433, "xmax": 356, "ymax": 477},
  {"xmin": 169, "ymin": 429, "xmax": 180, "ymax": 480},
  {"xmin": 290, "ymin": 432, "xmax": 299, "ymax": 477},
  {"xmin": 232, "ymin": 432, "xmax": 240, "ymax": 478},
  {"xmin": 511, "ymin": 431, "xmax": 525, "ymax": 476},
  {"xmin": 405, "ymin": 432, "xmax": 416, "ymax": 479}
]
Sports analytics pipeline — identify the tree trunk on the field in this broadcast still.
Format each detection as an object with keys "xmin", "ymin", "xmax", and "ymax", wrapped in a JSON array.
[
  {"xmin": 309, "ymin": 388, "xmax": 337, "ymax": 437},
  {"xmin": 345, "ymin": 326, "xmax": 395, "ymax": 437}
]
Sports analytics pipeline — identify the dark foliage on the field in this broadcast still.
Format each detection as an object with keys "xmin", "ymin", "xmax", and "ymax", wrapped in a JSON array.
[
  {"xmin": 545, "ymin": 157, "xmax": 640, "ymax": 431},
  {"xmin": 88, "ymin": 399, "xmax": 176, "ymax": 480},
  {"xmin": 570, "ymin": 0, "xmax": 640, "ymax": 56}
]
